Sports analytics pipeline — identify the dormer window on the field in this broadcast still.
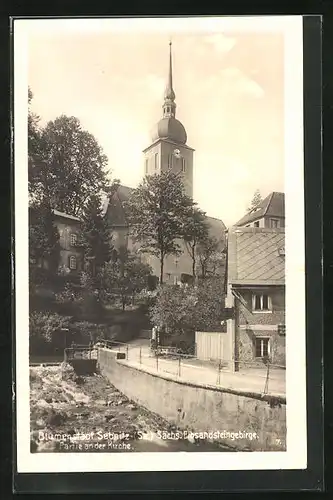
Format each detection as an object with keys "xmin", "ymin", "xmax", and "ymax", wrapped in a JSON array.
[{"xmin": 270, "ymin": 218, "xmax": 280, "ymax": 228}]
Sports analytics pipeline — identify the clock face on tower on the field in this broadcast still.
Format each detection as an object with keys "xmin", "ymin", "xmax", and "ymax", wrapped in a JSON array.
[{"xmin": 173, "ymin": 149, "xmax": 181, "ymax": 158}]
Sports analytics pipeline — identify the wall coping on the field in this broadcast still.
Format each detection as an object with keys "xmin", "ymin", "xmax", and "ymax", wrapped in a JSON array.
[{"xmin": 98, "ymin": 348, "xmax": 286, "ymax": 405}]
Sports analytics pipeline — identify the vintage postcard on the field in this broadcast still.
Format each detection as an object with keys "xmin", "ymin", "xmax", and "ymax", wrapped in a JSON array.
[{"xmin": 14, "ymin": 16, "xmax": 306, "ymax": 473}]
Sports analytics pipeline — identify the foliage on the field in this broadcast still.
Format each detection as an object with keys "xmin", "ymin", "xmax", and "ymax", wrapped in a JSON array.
[
  {"xmin": 79, "ymin": 194, "xmax": 112, "ymax": 274},
  {"xmin": 28, "ymin": 113, "xmax": 110, "ymax": 214},
  {"xmin": 248, "ymin": 189, "xmax": 263, "ymax": 212},
  {"xmin": 150, "ymin": 277, "xmax": 225, "ymax": 334},
  {"xmin": 29, "ymin": 311, "xmax": 70, "ymax": 354},
  {"xmin": 55, "ymin": 283, "xmax": 84, "ymax": 304},
  {"xmin": 79, "ymin": 270, "xmax": 104, "ymax": 315},
  {"xmin": 125, "ymin": 170, "xmax": 195, "ymax": 284},
  {"xmin": 29, "ymin": 199, "xmax": 61, "ymax": 290},
  {"xmin": 196, "ymin": 236, "xmax": 225, "ymax": 279},
  {"xmin": 28, "ymin": 88, "xmax": 42, "ymax": 196},
  {"xmin": 183, "ymin": 207, "xmax": 209, "ymax": 278},
  {"xmin": 69, "ymin": 321, "xmax": 102, "ymax": 344},
  {"xmin": 194, "ymin": 277, "xmax": 226, "ymax": 331},
  {"xmin": 149, "ymin": 285, "xmax": 197, "ymax": 334},
  {"xmin": 100, "ymin": 247, "xmax": 153, "ymax": 310}
]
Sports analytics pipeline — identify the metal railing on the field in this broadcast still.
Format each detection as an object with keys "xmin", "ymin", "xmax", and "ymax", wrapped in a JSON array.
[
  {"xmin": 64, "ymin": 344, "xmax": 97, "ymax": 361},
  {"xmin": 96, "ymin": 339, "xmax": 286, "ymax": 397}
]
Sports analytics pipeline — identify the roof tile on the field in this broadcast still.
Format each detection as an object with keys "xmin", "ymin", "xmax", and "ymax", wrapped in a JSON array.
[{"xmin": 228, "ymin": 227, "xmax": 285, "ymax": 285}]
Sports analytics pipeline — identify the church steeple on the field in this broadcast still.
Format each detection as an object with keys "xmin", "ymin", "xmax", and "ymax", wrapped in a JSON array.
[{"xmin": 163, "ymin": 41, "xmax": 176, "ymax": 119}]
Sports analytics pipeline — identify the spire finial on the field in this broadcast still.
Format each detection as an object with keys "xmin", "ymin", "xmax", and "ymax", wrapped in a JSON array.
[{"xmin": 163, "ymin": 39, "xmax": 176, "ymax": 117}]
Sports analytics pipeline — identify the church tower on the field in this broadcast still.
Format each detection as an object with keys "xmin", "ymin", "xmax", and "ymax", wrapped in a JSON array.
[{"xmin": 143, "ymin": 41, "xmax": 194, "ymax": 198}]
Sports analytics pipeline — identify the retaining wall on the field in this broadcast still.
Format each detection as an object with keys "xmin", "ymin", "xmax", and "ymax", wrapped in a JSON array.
[{"xmin": 97, "ymin": 348, "xmax": 286, "ymax": 451}]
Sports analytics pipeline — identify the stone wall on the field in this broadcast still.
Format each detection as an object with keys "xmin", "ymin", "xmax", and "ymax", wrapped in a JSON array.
[
  {"xmin": 238, "ymin": 329, "xmax": 285, "ymax": 366},
  {"xmin": 97, "ymin": 348, "xmax": 286, "ymax": 451}
]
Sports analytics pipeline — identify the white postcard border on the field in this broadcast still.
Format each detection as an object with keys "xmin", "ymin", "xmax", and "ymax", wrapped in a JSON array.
[{"xmin": 14, "ymin": 15, "xmax": 306, "ymax": 473}]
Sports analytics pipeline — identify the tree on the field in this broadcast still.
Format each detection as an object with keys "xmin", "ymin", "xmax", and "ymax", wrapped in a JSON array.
[
  {"xmin": 196, "ymin": 236, "xmax": 224, "ymax": 279},
  {"xmin": 149, "ymin": 284, "xmax": 197, "ymax": 334},
  {"xmin": 248, "ymin": 189, "xmax": 263, "ymax": 212},
  {"xmin": 194, "ymin": 277, "xmax": 225, "ymax": 331},
  {"xmin": 29, "ymin": 199, "xmax": 61, "ymax": 289},
  {"xmin": 126, "ymin": 170, "xmax": 195, "ymax": 284},
  {"xmin": 28, "ymin": 88, "xmax": 44, "ymax": 205},
  {"xmin": 28, "ymin": 114, "xmax": 110, "ymax": 215},
  {"xmin": 149, "ymin": 277, "xmax": 225, "ymax": 335},
  {"xmin": 79, "ymin": 194, "xmax": 112, "ymax": 276},
  {"xmin": 183, "ymin": 208, "xmax": 209, "ymax": 278},
  {"xmin": 100, "ymin": 247, "xmax": 153, "ymax": 310}
]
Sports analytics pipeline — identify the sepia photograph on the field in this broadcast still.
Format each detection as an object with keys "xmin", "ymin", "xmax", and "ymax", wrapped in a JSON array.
[{"xmin": 14, "ymin": 16, "xmax": 306, "ymax": 473}]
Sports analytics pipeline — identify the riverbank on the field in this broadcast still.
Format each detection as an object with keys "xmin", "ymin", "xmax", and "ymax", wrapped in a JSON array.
[{"xmin": 30, "ymin": 364, "xmax": 232, "ymax": 453}]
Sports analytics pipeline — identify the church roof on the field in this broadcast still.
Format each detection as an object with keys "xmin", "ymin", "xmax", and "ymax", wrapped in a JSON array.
[
  {"xmin": 149, "ymin": 41, "xmax": 188, "ymax": 146},
  {"xmin": 104, "ymin": 184, "xmax": 134, "ymax": 227},
  {"xmin": 227, "ymin": 226, "xmax": 285, "ymax": 286},
  {"xmin": 151, "ymin": 116, "xmax": 187, "ymax": 145},
  {"xmin": 235, "ymin": 192, "xmax": 285, "ymax": 227},
  {"xmin": 104, "ymin": 185, "xmax": 227, "ymax": 243},
  {"xmin": 206, "ymin": 216, "xmax": 227, "ymax": 248}
]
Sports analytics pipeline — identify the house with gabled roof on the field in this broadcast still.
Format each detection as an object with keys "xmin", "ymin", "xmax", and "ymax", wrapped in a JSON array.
[
  {"xmin": 29, "ymin": 207, "xmax": 83, "ymax": 277},
  {"xmin": 235, "ymin": 192, "xmax": 285, "ymax": 229},
  {"xmin": 224, "ymin": 226, "xmax": 285, "ymax": 372}
]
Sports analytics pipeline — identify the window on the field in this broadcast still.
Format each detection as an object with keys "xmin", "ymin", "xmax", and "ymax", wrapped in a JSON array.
[
  {"xmin": 254, "ymin": 221, "xmax": 260, "ymax": 227},
  {"xmin": 252, "ymin": 293, "xmax": 272, "ymax": 312},
  {"xmin": 70, "ymin": 233, "xmax": 77, "ymax": 246},
  {"xmin": 181, "ymin": 157, "xmax": 186, "ymax": 173},
  {"xmin": 69, "ymin": 255, "xmax": 77, "ymax": 270},
  {"xmin": 255, "ymin": 338, "xmax": 270, "ymax": 358},
  {"xmin": 145, "ymin": 159, "xmax": 149, "ymax": 174},
  {"xmin": 270, "ymin": 218, "xmax": 280, "ymax": 228},
  {"xmin": 168, "ymin": 154, "xmax": 173, "ymax": 169},
  {"xmin": 154, "ymin": 153, "xmax": 158, "ymax": 171}
]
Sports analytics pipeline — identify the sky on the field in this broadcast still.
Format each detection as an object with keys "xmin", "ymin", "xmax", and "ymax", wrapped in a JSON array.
[{"xmin": 27, "ymin": 21, "xmax": 285, "ymax": 227}]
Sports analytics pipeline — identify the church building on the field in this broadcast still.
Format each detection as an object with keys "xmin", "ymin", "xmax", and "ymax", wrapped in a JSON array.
[{"xmin": 104, "ymin": 42, "xmax": 226, "ymax": 284}]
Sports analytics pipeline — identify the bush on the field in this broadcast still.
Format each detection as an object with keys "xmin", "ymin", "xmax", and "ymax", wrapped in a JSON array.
[
  {"xmin": 70, "ymin": 321, "xmax": 102, "ymax": 344},
  {"xmin": 150, "ymin": 277, "xmax": 225, "ymax": 335},
  {"xmin": 29, "ymin": 311, "xmax": 70, "ymax": 355}
]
